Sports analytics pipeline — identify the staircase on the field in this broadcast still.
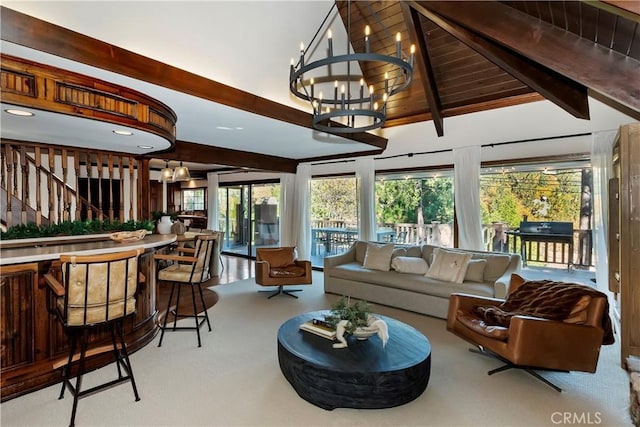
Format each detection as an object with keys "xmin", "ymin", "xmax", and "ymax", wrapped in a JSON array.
[{"xmin": 1, "ymin": 142, "xmax": 138, "ymax": 230}]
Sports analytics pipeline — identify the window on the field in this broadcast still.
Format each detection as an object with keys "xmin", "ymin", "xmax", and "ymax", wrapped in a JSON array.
[
  {"xmin": 183, "ymin": 188, "xmax": 205, "ymax": 211},
  {"xmin": 375, "ymin": 171, "xmax": 454, "ymax": 247},
  {"xmin": 310, "ymin": 176, "xmax": 358, "ymax": 267}
]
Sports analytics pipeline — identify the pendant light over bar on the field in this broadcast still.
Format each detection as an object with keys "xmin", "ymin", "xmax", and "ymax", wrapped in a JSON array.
[{"xmin": 289, "ymin": 1, "xmax": 414, "ymax": 134}]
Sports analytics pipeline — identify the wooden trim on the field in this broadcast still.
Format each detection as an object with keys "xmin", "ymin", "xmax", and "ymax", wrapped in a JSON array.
[{"xmin": 0, "ymin": 7, "xmax": 387, "ymax": 149}]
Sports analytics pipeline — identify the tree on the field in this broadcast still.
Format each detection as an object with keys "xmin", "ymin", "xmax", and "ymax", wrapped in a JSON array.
[{"xmin": 311, "ymin": 178, "xmax": 357, "ymax": 223}]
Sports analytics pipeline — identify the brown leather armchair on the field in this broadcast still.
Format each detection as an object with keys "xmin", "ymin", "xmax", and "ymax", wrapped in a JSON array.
[
  {"xmin": 447, "ymin": 274, "xmax": 614, "ymax": 391},
  {"xmin": 255, "ymin": 247, "xmax": 312, "ymax": 299}
]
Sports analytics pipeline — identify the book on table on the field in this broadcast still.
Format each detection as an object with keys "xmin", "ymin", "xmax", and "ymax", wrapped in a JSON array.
[{"xmin": 299, "ymin": 320, "xmax": 336, "ymax": 340}]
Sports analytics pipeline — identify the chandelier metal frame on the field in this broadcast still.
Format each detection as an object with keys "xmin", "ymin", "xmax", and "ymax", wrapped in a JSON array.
[{"xmin": 289, "ymin": 2, "xmax": 414, "ymax": 134}]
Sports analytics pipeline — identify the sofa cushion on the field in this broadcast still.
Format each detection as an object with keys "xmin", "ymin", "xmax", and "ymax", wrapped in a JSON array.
[
  {"xmin": 391, "ymin": 256, "xmax": 429, "ymax": 275},
  {"xmin": 473, "ymin": 253, "xmax": 511, "ymax": 282},
  {"xmin": 426, "ymin": 248, "xmax": 472, "ymax": 284},
  {"xmin": 363, "ymin": 243, "xmax": 395, "ymax": 271},
  {"xmin": 405, "ymin": 245, "xmax": 423, "ymax": 258},
  {"xmin": 464, "ymin": 259, "xmax": 487, "ymax": 282}
]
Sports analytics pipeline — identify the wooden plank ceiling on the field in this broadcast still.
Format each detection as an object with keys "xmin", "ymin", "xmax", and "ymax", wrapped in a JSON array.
[{"xmin": 338, "ymin": 0, "xmax": 640, "ymax": 136}]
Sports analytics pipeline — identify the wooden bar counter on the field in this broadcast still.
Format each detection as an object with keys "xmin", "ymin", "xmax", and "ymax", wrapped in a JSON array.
[{"xmin": 0, "ymin": 233, "xmax": 176, "ymax": 401}]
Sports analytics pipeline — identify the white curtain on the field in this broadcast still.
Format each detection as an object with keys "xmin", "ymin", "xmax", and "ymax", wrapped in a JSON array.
[
  {"xmin": 453, "ymin": 145, "xmax": 484, "ymax": 250},
  {"xmin": 279, "ymin": 173, "xmax": 296, "ymax": 247},
  {"xmin": 591, "ymin": 130, "xmax": 617, "ymax": 291},
  {"xmin": 355, "ymin": 158, "xmax": 376, "ymax": 241},
  {"xmin": 206, "ymin": 172, "xmax": 219, "ymax": 231},
  {"xmin": 292, "ymin": 164, "xmax": 312, "ymax": 259}
]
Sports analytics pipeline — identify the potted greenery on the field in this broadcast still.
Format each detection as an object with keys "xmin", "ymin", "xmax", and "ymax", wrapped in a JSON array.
[
  {"xmin": 326, "ymin": 296, "xmax": 373, "ymax": 334},
  {"xmin": 0, "ymin": 218, "xmax": 154, "ymax": 240}
]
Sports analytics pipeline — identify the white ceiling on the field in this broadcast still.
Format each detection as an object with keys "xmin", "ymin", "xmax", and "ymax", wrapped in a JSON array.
[{"xmin": 1, "ymin": 1, "xmax": 384, "ymax": 164}]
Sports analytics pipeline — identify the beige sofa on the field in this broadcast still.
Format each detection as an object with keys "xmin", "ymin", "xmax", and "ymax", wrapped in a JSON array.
[{"xmin": 324, "ymin": 240, "xmax": 521, "ymax": 319}]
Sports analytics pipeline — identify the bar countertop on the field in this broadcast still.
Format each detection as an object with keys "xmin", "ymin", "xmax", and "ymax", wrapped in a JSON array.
[{"xmin": 0, "ymin": 233, "xmax": 177, "ymax": 266}]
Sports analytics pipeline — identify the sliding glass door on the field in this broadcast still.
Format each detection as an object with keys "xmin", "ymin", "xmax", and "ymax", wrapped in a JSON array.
[{"xmin": 218, "ymin": 182, "xmax": 280, "ymax": 258}]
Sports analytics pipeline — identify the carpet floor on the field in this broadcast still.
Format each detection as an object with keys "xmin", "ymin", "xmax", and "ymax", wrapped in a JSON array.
[{"xmin": 1, "ymin": 271, "xmax": 631, "ymax": 426}]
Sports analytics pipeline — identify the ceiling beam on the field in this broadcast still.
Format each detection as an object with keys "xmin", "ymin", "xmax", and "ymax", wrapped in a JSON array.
[
  {"xmin": 413, "ymin": 1, "xmax": 640, "ymax": 114},
  {"xmin": 0, "ymin": 6, "xmax": 388, "ymax": 150},
  {"xmin": 150, "ymin": 141, "xmax": 298, "ymax": 174},
  {"xmin": 401, "ymin": 2, "xmax": 444, "ymax": 137},
  {"xmin": 409, "ymin": 1, "xmax": 591, "ymax": 120}
]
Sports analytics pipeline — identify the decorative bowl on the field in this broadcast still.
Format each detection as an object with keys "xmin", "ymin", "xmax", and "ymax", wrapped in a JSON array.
[
  {"xmin": 352, "ymin": 327, "xmax": 378, "ymax": 340},
  {"xmin": 109, "ymin": 229, "xmax": 148, "ymax": 243}
]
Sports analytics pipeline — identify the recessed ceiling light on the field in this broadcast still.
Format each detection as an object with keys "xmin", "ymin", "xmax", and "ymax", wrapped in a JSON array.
[
  {"xmin": 4, "ymin": 108, "xmax": 34, "ymax": 117},
  {"xmin": 234, "ymin": 127, "xmax": 244, "ymax": 131},
  {"xmin": 113, "ymin": 130, "xmax": 133, "ymax": 136},
  {"xmin": 216, "ymin": 126, "xmax": 233, "ymax": 131},
  {"xmin": 137, "ymin": 145, "xmax": 154, "ymax": 149}
]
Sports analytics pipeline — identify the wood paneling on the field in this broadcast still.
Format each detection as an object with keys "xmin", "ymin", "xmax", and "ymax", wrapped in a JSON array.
[
  {"xmin": 1, "ymin": 54, "xmax": 176, "ymax": 146},
  {"xmin": 610, "ymin": 123, "xmax": 640, "ymax": 367}
]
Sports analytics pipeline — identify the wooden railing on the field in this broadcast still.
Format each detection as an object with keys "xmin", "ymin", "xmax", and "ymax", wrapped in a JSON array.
[{"xmin": 1, "ymin": 142, "xmax": 139, "ymax": 228}]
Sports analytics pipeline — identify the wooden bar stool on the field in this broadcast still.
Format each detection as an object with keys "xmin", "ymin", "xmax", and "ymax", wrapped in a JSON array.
[{"xmin": 44, "ymin": 248, "xmax": 144, "ymax": 427}]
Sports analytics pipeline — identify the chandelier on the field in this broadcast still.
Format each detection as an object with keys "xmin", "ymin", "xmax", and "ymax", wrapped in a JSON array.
[
  {"xmin": 289, "ymin": 1, "xmax": 414, "ymax": 134},
  {"xmin": 160, "ymin": 160, "xmax": 191, "ymax": 182}
]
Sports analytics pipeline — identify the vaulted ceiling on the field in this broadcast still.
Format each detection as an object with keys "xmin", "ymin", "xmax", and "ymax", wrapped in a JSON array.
[{"xmin": 340, "ymin": 1, "xmax": 639, "ymax": 136}]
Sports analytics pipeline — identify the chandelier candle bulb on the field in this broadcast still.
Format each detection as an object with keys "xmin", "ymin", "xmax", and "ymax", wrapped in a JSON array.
[
  {"xmin": 365, "ymin": 25, "xmax": 371, "ymax": 53},
  {"xmin": 341, "ymin": 84, "xmax": 346, "ymax": 109},
  {"xmin": 369, "ymin": 85, "xmax": 374, "ymax": 109},
  {"xmin": 328, "ymin": 29, "xmax": 333, "ymax": 57},
  {"xmin": 385, "ymin": 72, "xmax": 389, "ymax": 94},
  {"xmin": 396, "ymin": 32, "xmax": 402, "ymax": 58},
  {"xmin": 410, "ymin": 44, "xmax": 416, "ymax": 66},
  {"xmin": 300, "ymin": 42, "xmax": 305, "ymax": 67}
]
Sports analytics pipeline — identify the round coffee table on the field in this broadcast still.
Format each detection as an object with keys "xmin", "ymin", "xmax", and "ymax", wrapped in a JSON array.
[{"xmin": 277, "ymin": 310, "xmax": 431, "ymax": 410}]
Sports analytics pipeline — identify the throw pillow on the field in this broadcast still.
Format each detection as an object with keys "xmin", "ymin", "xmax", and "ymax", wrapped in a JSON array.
[
  {"xmin": 464, "ymin": 259, "xmax": 487, "ymax": 282},
  {"xmin": 363, "ymin": 243, "xmax": 395, "ymax": 271},
  {"xmin": 425, "ymin": 248, "xmax": 472, "ymax": 283},
  {"xmin": 391, "ymin": 256, "xmax": 429, "ymax": 275}
]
